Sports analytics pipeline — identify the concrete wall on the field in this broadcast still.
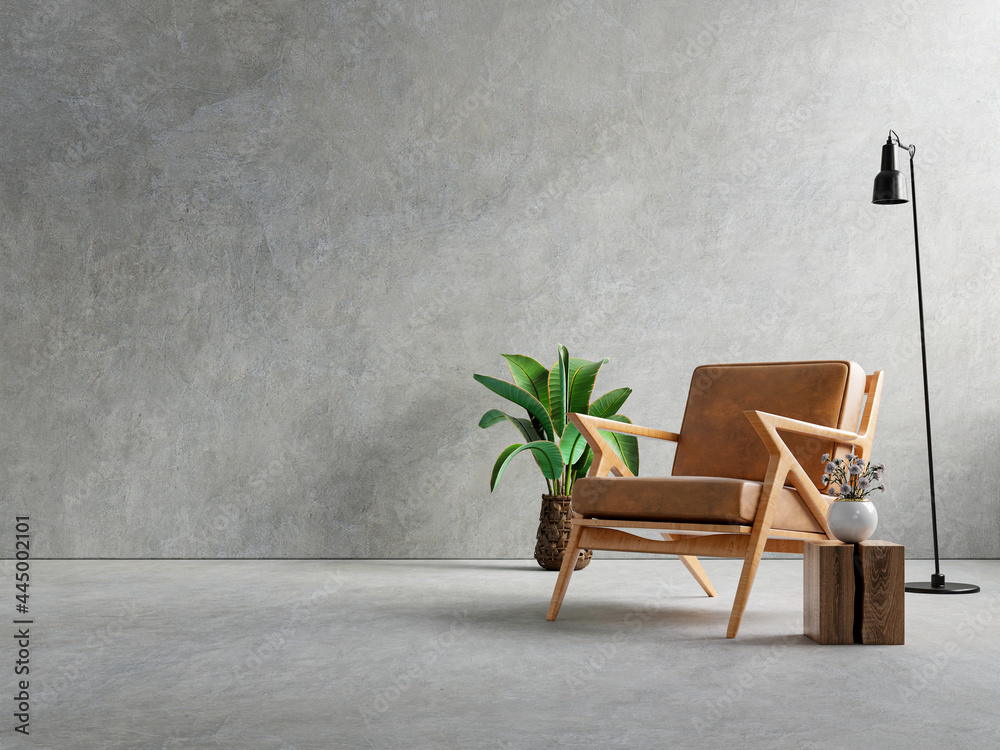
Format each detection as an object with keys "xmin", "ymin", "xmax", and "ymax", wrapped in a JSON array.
[{"xmin": 2, "ymin": 0, "xmax": 998, "ymax": 558}]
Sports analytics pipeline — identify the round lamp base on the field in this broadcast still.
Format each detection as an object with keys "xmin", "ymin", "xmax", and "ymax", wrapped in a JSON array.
[{"xmin": 905, "ymin": 580, "xmax": 980, "ymax": 594}]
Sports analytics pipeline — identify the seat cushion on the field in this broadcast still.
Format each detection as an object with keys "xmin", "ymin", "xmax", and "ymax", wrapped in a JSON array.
[
  {"xmin": 572, "ymin": 476, "xmax": 824, "ymax": 533},
  {"xmin": 671, "ymin": 361, "xmax": 866, "ymax": 487}
]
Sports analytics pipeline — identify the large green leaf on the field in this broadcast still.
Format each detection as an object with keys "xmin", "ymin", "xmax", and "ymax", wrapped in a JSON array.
[
  {"xmin": 589, "ymin": 387, "xmax": 632, "ymax": 418},
  {"xmin": 559, "ymin": 422, "xmax": 588, "ymax": 467},
  {"xmin": 501, "ymin": 354, "xmax": 550, "ymax": 413},
  {"xmin": 599, "ymin": 414, "xmax": 640, "ymax": 476},
  {"xmin": 574, "ymin": 447, "xmax": 594, "ymax": 480},
  {"xmin": 566, "ymin": 357, "xmax": 610, "ymax": 415},
  {"xmin": 547, "ymin": 345, "xmax": 570, "ymax": 438},
  {"xmin": 474, "ymin": 374, "xmax": 555, "ymax": 441},
  {"xmin": 478, "ymin": 409, "xmax": 542, "ymax": 443},
  {"xmin": 489, "ymin": 441, "xmax": 565, "ymax": 492}
]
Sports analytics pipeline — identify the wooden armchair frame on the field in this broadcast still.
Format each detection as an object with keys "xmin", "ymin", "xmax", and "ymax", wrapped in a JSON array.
[{"xmin": 547, "ymin": 371, "xmax": 884, "ymax": 638}]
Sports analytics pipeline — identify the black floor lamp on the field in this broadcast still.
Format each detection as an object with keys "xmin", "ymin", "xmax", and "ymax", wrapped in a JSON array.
[{"xmin": 872, "ymin": 130, "xmax": 979, "ymax": 594}]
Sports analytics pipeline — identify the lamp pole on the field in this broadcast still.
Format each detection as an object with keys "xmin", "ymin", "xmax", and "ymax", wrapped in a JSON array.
[{"xmin": 872, "ymin": 130, "xmax": 978, "ymax": 594}]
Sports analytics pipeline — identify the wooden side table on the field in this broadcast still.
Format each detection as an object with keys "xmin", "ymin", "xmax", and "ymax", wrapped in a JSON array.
[{"xmin": 803, "ymin": 540, "xmax": 905, "ymax": 645}]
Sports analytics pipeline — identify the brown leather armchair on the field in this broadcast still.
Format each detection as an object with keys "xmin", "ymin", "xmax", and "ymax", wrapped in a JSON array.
[{"xmin": 546, "ymin": 361, "xmax": 884, "ymax": 638}]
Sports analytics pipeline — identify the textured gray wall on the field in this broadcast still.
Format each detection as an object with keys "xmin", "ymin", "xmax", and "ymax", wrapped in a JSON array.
[{"xmin": 2, "ymin": 1, "xmax": 998, "ymax": 558}]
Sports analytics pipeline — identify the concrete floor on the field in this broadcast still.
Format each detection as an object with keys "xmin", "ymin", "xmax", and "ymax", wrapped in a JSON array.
[{"xmin": 6, "ymin": 558, "xmax": 999, "ymax": 749}]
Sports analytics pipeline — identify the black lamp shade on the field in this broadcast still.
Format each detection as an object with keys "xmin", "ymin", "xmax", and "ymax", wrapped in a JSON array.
[{"xmin": 872, "ymin": 140, "xmax": 908, "ymax": 204}]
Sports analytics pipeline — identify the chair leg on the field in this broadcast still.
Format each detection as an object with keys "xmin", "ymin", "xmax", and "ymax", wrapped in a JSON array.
[
  {"xmin": 662, "ymin": 534, "xmax": 718, "ymax": 597},
  {"xmin": 726, "ymin": 455, "xmax": 790, "ymax": 638},
  {"xmin": 726, "ymin": 531, "xmax": 770, "ymax": 638},
  {"xmin": 547, "ymin": 523, "xmax": 585, "ymax": 621}
]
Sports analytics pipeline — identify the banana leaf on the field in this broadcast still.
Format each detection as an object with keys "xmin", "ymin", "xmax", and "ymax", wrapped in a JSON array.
[
  {"xmin": 566, "ymin": 356, "xmax": 610, "ymax": 415},
  {"xmin": 573, "ymin": 447, "xmax": 594, "ymax": 480},
  {"xmin": 490, "ymin": 441, "xmax": 564, "ymax": 492},
  {"xmin": 473, "ymin": 373, "xmax": 555, "ymax": 441},
  {"xmin": 547, "ymin": 345, "xmax": 570, "ymax": 437},
  {"xmin": 589, "ymin": 387, "xmax": 632, "ymax": 419},
  {"xmin": 478, "ymin": 409, "xmax": 542, "ymax": 443},
  {"xmin": 559, "ymin": 421, "xmax": 588, "ymax": 467},
  {"xmin": 598, "ymin": 414, "xmax": 640, "ymax": 476},
  {"xmin": 501, "ymin": 354, "xmax": 550, "ymax": 413}
]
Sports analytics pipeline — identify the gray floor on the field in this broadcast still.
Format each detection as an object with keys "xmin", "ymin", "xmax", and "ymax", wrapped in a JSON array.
[{"xmin": 5, "ymin": 558, "xmax": 999, "ymax": 749}]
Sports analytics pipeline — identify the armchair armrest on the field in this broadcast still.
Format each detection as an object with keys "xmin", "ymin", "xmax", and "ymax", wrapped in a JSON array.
[
  {"xmin": 746, "ymin": 369, "xmax": 883, "ymax": 460},
  {"xmin": 745, "ymin": 369, "xmax": 884, "ymax": 537},
  {"xmin": 747, "ymin": 411, "xmax": 863, "ymax": 443},
  {"xmin": 567, "ymin": 413, "xmax": 679, "ymax": 479},
  {"xmin": 569, "ymin": 413, "xmax": 680, "ymax": 442},
  {"xmin": 745, "ymin": 408, "xmax": 878, "ymax": 537},
  {"xmin": 745, "ymin": 409, "xmax": 874, "ymax": 458}
]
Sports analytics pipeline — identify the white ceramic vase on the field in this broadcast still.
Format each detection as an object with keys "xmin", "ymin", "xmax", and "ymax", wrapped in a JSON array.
[{"xmin": 827, "ymin": 500, "xmax": 878, "ymax": 543}]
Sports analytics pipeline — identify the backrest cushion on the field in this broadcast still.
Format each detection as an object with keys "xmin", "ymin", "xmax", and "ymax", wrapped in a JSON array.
[{"xmin": 671, "ymin": 361, "xmax": 866, "ymax": 487}]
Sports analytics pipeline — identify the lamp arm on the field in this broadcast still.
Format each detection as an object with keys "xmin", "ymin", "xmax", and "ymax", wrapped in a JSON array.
[{"xmin": 888, "ymin": 129, "xmax": 916, "ymax": 159}]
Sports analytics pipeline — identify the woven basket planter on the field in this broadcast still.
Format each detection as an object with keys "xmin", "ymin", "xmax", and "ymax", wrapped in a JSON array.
[{"xmin": 534, "ymin": 494, "xmax": 592, "ymax": 571}]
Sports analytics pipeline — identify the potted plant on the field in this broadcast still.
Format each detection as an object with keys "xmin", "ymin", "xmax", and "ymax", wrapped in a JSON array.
[
  {"xmin": 821, "ymin": 452, "xmax": 885, "ymax": 543},
  {"xmin": 474, "ymin": 345, "xmax": 639, "ymax": 570}
]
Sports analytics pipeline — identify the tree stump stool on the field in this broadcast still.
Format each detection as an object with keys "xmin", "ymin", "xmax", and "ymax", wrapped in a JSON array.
[{"xmin": 804, "ymin": 540, "xmax": 905, "ymax": 645}]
